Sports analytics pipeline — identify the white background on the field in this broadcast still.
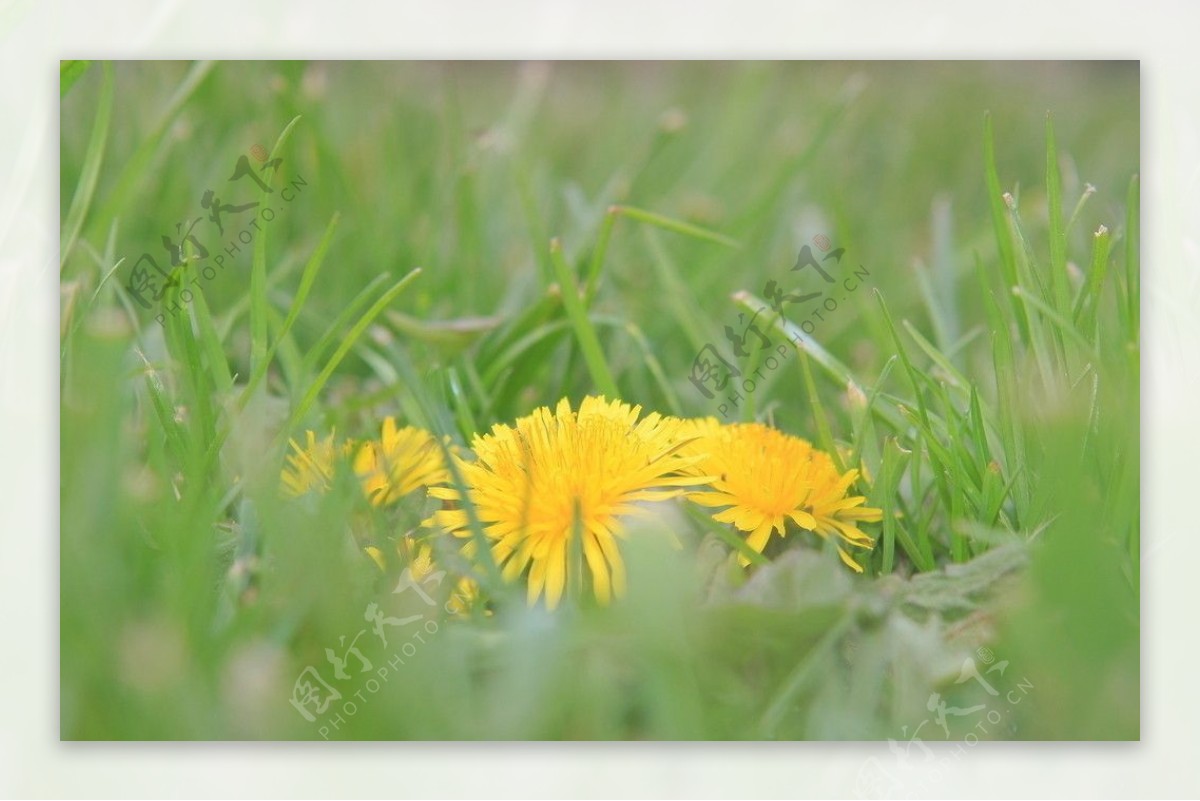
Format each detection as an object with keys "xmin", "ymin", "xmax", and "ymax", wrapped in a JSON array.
[{"xmin": 3, "ymin": 0, "xmax": 1197, "ymax": 797}]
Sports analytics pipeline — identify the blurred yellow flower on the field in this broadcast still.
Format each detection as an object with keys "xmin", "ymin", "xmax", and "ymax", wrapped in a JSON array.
[
  {"xmin": 280, "ymin": 431, "xmax": 346, "ymax": 496},
  {"xmin": 404, "ymin": 547, "xmax": 481, "ymax": 617},
  {"xmin": 425, "ymin": 396, "xmax": 707, "ymax": 609},
  {"xmin": 364, "ymin": 538, "xmax": 435, "ymax": 575},
  {"xmin": 365, "ymin": 536, "xmax": 481, "ymax": 616},
  {"xmin": 364, "ymin": 544, "xmax": 388, "ymax": 571},
  {"xmin": 353, "ymin": 418, "xmax": 450, "ymax": 506},
  {"xmin": 682, "ymin": 419, "xmax": 881, "ymax": 571}
]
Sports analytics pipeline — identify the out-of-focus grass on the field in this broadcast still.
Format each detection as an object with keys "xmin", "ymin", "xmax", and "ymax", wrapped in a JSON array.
[{"xmin": 60, "ymin": 61, "xmax": 1138, "ymax": 740}]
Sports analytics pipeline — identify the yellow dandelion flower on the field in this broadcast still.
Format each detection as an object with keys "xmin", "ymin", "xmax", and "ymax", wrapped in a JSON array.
[
  {"xmin": 280, "ymin": 431, "xmax": 346, "ymax": 496},
  {"xmin": 353, "ymin": 418, "xmax": 450, "ymax": 506},
  {"xmin": 682, "ymin": 419, "xmax": 882, "ymax": 571},
  {"xmin": 425, "ymin": 396, "xmax": 707, "ymax": 609}
]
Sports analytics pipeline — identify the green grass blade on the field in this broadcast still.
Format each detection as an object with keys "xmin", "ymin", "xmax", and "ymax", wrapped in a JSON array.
[
  {"xmin": 480, "ymin": 319, "xmax": 571, "ymax": 388},
  {"xmin": 983, "ymin": 113, "xmax": 1020, "ymax": 313},
  {"xmin": 476, "ymin": 289, "xmax": 562, "ymax": 370},
  {"xmin": 240, "ymin": 212, "xmax": 338, "ymax": 408},
  {"xmin": 613, "ymin": 204, "xmax": 741, "ymax": 250},
  {"xmin": 514, "ymin": 164, "xmax": 554, "ymax": 288},
  {"xmin": 797, "ymin": 346, "xmax": 842, "ymax": 473},
  {"xmin": 874, "ymin": 289, "xmax": 934, "ymax": 432},
  {"xmin": 249, "ymin": 115, "xmax": 303, "ymax": 379},
  {"xmin": 583, "ymin": 205, "xmax": 619, "ymax": 303},
  {"xmin": 446, "ymin": 364, "xmax": 480, "ymax": 441},
  {"xmin": 157, "ymin": 279, "xmax": 216, "ymax": 474},
  {"xmin": 968, "ymin": 385, "xmax": 993, "ymax": 467},
  {"xmin": 298, "ymin": 273, "xmax": 390, "ymax": 378},
  {"xmin": 737, "ymin": 290, "xmax": 906, "ymax": 431},
  {"xmin": 1124, "ymin": 174, "xmax": 1140, "ymax": 337},
  {"xmin": 548, "ymin": 238, "xmax": 619, "ymax": 399},
  {"xmin": 902, "ymin": 319, "xmax": 971, "ymax": 393},
  {"xmin": 60, "ymin": 61, "xmax": 113, "ymax": 272},
  {"xmin": 875, "ymin": 437, "xmax": 910, "ymax": 573},
  {"xmin": 644, "ymin": 228, "xmax": 709, "ymax": 355},
  {"xmin": 1074, "ymin": 224, "xmax": 1113, "ymax": 330},
  {"xmin": 91, "ymin": 61, "xmax": 215, "ymax": 233},
  {"xmin": 288, "ymin": 268, "xmax": 423, "ymax": 430},
  {"xmin": 848, "ymin": 356, "xmax": 896, "ymax": 471},
  {"xmin": 1065, "ymin": 183, "xmax": 1096, "ymax": 235},
  {"xmin": 137, "ymin": 352, "xmax": 191, "ymax": 467},
  {"xmin": 1045, "ymin": 113, "xmax": 1071, "ymax": 318},
  {"xmin": 621, "ymin": 321, "xmax": 683, "ymax": 417},
  {"xmin": 1011, "ymin": 286, "xmax": 1097, "ymax": 357},
  {"xmin": 188, "ymin": 273, "xmax": 234, "ymax": 396}
]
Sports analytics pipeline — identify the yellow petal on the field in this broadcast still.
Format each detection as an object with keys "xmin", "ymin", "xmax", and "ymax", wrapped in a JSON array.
[
  {"xmin": 583, "ymin": 534, "xmax": 611, "ymax": 604},
  {"xmin": 364, "ymin": 546, "xmax": 387, "ymax": 572},
  {"xmin": 745, "ymin": 520, "xmax": 774, "ymax": 553},
  {"xmin": 544, "ymin": 539, "xmax": 566, "ymax": 609},
  {"xmin": 789, "ymin": 509, "xmax": 818, "ymax": 530},
  {"xmin": 837, "ymin": 546, "xmax": 865, "ymax": 573}
]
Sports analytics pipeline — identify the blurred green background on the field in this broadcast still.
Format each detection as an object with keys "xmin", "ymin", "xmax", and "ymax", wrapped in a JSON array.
[{"xmin": 60, "ymin": 61, "xmax": 1138, "ymax": 740}]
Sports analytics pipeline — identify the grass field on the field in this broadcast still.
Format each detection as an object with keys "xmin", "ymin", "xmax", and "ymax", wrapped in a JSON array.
[{"xmin": 59, "ymin": 60, "xmax": 1139, "ymax": 741}]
